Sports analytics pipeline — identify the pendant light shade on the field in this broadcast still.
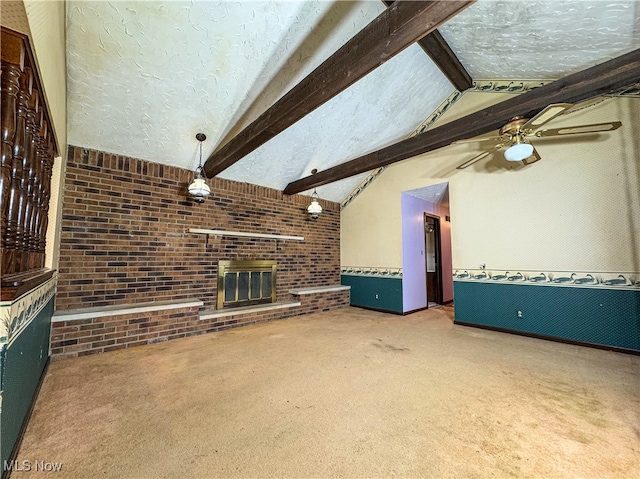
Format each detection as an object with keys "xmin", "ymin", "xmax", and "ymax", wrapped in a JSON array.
[
  {"xmin": 306, "ymin": 169, "xmax": 322, "ymax": 219},
  {"xmin": 307, "ymin": 189, "xmax": 322, "ymax": 219},
  {"xmin": 188, "ymin": 133, "xmax": 210, "ymax": 203}
]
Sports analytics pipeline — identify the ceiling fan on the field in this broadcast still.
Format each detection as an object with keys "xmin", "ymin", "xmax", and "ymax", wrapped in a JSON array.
[{"xmin": 454, "ymin": 102, "xmax": 622, "ymax": 169}]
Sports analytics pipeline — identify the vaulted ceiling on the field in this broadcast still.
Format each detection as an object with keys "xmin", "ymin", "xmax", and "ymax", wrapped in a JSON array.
[{"xmin": 66, "ymin": 0, "xmax": 640, "ymax": 202}]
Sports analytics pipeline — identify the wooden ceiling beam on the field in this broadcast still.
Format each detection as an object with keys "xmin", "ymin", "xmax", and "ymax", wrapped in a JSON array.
[
  {"xmin": 283, "ymin": 48, "xmax": 640, "ymax": 195},
  {"xmin": 204, "ymin": 0, "xmax": 475, "ymax": 178},
  {"xmin": 382, "ymin": 0, "xmax": 472, "ymax": 91}
]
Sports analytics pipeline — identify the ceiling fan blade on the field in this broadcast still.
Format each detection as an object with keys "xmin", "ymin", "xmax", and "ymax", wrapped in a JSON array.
[
  {"xmin": 522, "ymin": 103, "xmax": 573, "ymax": 130},
  {"xmin": 456, "ymin": 144, "xmax": 504, "ymax": 170},
  {"xmin": 521, "ymin": 146, "xmax": 542, "ymax": 165},
  {"xmin": 452, "ymin": 134, "xmax": 504, "ymax": 145},
  {"xmin": 534, "ymin": 121, "xmax": 622, "ymax": 137}
]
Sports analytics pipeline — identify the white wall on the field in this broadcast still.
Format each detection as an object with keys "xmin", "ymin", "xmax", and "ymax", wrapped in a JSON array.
[
  {"xmin": 401, "ymin": 193, "xmax": 453, "ymax": 310},
  {"xmin": 342, "ymin": 94, "xmax": 640, "ymax": 280},
  {"xmin": 22, "ymin": 0, "xmax": 67, "ymax": 270}
]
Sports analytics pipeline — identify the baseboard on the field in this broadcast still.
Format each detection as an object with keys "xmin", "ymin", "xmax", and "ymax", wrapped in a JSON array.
[
  {"xmin": 454, "ymin": 321, "xmax": 640, "ymax": 356},
  {"xmin": 351, "ymin": 304, "xmax": 404, "ymax": 315},
  {"xmin": 354, "ymin": 304, "xmax": 449, "ymax": 316},
  {"xmin": 403, "ymin": 306, "xmax": 427, "ymax": 315},
  {"xmin": 443, "ymin": 299, "xmax": 454, "ymax": 306},
  {"xmin": 2, "ymin": 358, "xmax": 50, "ymax": 479}
]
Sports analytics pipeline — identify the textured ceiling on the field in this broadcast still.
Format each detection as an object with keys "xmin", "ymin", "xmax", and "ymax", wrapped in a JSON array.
[
  {"xmin": 440, "ymin": 0, "xmax": 640, "ymax": 79},
  {"xmin": 66, "ymin": 0, "xmax": 640, "ymax": 202},
  {"xmin": 405, "ymin": 182, "xmax": 449, "ymax": 205}
]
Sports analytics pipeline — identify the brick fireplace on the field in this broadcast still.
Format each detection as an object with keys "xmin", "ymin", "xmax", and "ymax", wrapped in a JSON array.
[{"xmin": 51, "ymin": 146, "xmax": 349, "ymax": 357}]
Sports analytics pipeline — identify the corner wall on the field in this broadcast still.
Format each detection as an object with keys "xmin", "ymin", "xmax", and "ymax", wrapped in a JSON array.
[
  {"xmin": 342, "ymin": 94, "xmax": 639, "ymax": 277},
  {"xmin": 341, "ymin": 93, "xmax": 639, "ymax": 349}
]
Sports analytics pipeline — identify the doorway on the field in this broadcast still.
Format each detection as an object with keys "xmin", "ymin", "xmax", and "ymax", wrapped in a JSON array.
[{"xmin": 424, "ymin": 214, "xmax": 443, "ymax": 307}]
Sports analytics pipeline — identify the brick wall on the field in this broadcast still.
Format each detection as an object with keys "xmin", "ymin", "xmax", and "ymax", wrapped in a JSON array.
[
  {"xmin": 51, "ymin": 291, "xmax": 349, "ymax": 357},
  {"xmin": 53, "ymin": 146, "xmax": 348, "ymax": 355}
]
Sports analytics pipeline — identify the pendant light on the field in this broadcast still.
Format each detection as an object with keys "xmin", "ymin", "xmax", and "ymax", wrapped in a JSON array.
[
  {"xmin": 188, "ymin": 133, "xmax": 210, "ymax": 203},
  {"xmin": 307, "ymin": 189, "xmax": 322, "ymax": 219},
  {"xmin": 307, "ymin": 169, "xmax": 322, "ymax": 219}
]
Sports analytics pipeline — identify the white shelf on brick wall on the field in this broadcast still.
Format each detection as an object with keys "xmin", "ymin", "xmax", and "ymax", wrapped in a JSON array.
[
  {"xmin": 289, "ymin": 285, "xmax": 350, "ymax": 295},
  {"xmin": 52, "ymin": 299, "xmax": 204, "ymax": 322},
  {"xmin": 190, "ymin": 228, "xmax": 304, "ymax": 241},
  {"xmin": 199, "ymin": 301, "xmax": 301, "ymax": 320}
]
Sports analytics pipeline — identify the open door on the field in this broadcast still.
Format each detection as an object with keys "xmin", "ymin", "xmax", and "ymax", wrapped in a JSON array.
[{"xmin": 424, "ymin": 214, "xmax": 443, "ymax": 307}]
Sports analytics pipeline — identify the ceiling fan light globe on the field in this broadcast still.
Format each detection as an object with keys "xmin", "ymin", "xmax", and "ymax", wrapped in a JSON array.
[{"xmin": 504, "ymin": 143, "xmax": 534, "ymax": 162}]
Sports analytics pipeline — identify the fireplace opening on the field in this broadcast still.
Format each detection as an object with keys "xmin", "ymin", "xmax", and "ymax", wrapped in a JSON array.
[{"xmin": 217, "ymin": 260, "xmax": 277, "ymax": 309}]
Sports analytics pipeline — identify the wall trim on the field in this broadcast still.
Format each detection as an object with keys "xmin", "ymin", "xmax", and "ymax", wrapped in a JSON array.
[
  {"xmin": 453, "ymin": 269, "xmax": 639, "ymax": 292},
  {"xmin": 0, "ymin": 275, "xmax": 57, "ymax": 346},
  {"xmin": 341, "ymin": 267, "xmax": 402, "ymax": 278},
  {"xmin": 470, "ymin": 79, "xmax": 549, "ymax": 94}
]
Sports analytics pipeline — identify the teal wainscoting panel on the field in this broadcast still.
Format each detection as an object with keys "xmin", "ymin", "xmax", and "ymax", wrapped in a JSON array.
[
  {"xmin": 341, "ymin": 275, "xmax": 403, "ymax": 313},
  {"xmin": 1, "ymin": 296, "xmax": 53, "ymax": 467},
  {"xmin": 453, "ymin": 281, "xmax": 640, "ymax": 351}
]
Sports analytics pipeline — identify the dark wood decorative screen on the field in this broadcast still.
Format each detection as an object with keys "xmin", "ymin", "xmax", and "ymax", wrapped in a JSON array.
[{"xmin": 1, "ymin": 27, "xmax": 58, "ymax": 300}]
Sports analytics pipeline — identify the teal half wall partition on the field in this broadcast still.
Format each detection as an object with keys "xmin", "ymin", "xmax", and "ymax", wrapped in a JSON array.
[
  {"xmin": 341, "ymin": 274, "xmax": 403, "ymax": 313},
  {"xmin": 1, "ymin": 284, "xmax": 55, "ymax": 469},
  {"xmin": 453, "ymin": 280, "xmax": 640, "ymax": 352}
]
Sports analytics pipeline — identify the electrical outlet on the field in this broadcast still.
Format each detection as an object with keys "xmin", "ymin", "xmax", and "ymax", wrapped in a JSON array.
[
  {"xmin": 375, "ymin": 294, "xmax": 379, "ymax": 300},
  {"xmin": 517, "ymin": 310, "xmax": 523, "ymax": 318}
]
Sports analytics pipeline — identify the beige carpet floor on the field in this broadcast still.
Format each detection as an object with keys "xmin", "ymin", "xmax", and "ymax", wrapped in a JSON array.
[{"xmin": 13, "ymin": 306, "xmax": 640, "ymax": 478}]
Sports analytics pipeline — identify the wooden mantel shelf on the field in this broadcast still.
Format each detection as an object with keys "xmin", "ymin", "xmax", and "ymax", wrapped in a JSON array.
[{"xmin": 189, "ymin": 228, "xmax": 304, "ymax": 241}]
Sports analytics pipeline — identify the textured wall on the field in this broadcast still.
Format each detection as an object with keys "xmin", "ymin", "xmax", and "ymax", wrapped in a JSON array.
[{"xmin": 57, "ymin": 146, "xmax": 342, "ymax": 311}]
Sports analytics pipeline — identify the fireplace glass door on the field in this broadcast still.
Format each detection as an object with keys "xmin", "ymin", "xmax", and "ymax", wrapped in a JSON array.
[{"xmin": 218, "ymin": 260, "xmax": 276, "ymax": 309}]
